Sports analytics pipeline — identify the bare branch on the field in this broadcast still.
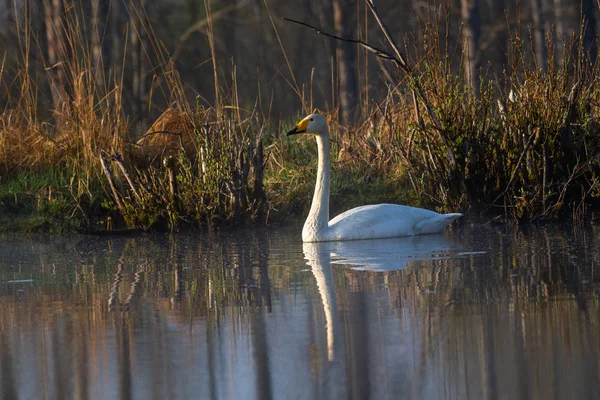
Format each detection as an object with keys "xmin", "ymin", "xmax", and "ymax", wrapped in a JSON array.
[
  {"xmin": 283, "ymin": 6, "xmax": 459, "ymax": 172},
  {"xmin": 99, "ymin": 154, "xmax": 126, "ymax": 211},
  {"xmin": 282, "ymin": 17, "xmax": 403, "ymax": 69},
  {"xmin": 128, "ymin": 130, "xmax": 182, "ymax": 147},
  {"xmin": 364, "ymin": 0, "xmax": 411, "ymax": 71},
  {"xmin": 364, "ymin": 0, "xmax": 458, "ymax": 169}
]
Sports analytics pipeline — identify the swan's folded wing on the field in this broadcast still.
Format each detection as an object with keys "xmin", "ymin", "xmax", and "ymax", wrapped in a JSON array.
[
  {"xmin": 327, "ymin": 204, "xmax": 446, "ymax": 241},
  {"xmin": 414, "ymin": 213, "xmax": 462, "ymax": 235}
]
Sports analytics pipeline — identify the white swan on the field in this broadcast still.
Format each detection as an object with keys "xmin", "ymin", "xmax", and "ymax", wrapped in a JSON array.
[
  {"xmin": 303, "ymin": 242, "xmax": 338, "ymax": 361},
  {"xmin": 287, "ymin": 113, "xmax": 462, "ymax": 242}
]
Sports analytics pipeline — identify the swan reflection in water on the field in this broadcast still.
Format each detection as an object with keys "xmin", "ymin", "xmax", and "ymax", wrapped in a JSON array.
[
  {"xmin": 303, "ymin": 241, "xmax": 339, "ymax": 361},
  {"xmin": 303, "ymin": 234, "xmax": 472, "ymax": 361}
]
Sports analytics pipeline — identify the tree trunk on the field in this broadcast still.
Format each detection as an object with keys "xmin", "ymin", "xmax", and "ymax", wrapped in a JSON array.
[
  {"xmin": 188, "ymin": 0, "xmax": 199, "ymax": 22},
  {"xmin": 553, "ymin": 0, "xmax": 565, "ymax": 64},
  {"xmin": 530, "ymin": 0, "xmax": 547, "ymax": 71},
  {"xmin": 91, "ymin": 0, "xmax": 110, "ymax": 88},
  {"xmin": 44, "ymin": 0, "xmax": 69, "ymax": 112},
  {"xmin": 44, "ymin": 0, "xmax": 68, "ymax": 114},
  {"xmin": 461, "ymin": 0, "xmax": 481, "ymax": 96},
  {"xmin": 251, "ymin": 0, "xmax": 264, "ymax": 91},
  {"xmin": 319, "ymin": 0, "xmax": 336, "ymax": 112},
  {"xmin": 332, "ymin": 0, "xmax": 357, "ymax": 124},
  {"xmin": 129, "ymin": 0, "xmax": 147, "ymax": 129},
  {"xmin": 493, "ymin": 0, "xmax": 508, "ymax": 71},
  {"xmin": 582, "ymin": 0, "xmax": 597, "ymax": 64},
  {"xmin": 110, "ymin": 0, "xmax": 122, "ymax": 81},
  {"xmin": 217, "ymin": 0, "xmax": 237, "ymax": 82},
  {"xmin": 2, "ymin": 0, "xmax": 13, "ymax": 37}
]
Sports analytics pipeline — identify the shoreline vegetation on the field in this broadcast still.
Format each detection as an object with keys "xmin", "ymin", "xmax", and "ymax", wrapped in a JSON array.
[{"xmin": 1, "ymin": 1, "xmax": 599, "ymax": 233}]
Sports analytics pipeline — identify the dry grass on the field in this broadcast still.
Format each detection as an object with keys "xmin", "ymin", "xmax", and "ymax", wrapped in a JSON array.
[
  {"xmin": 129, "ymin": 107, "xmax": 197, "ymax": 168},
  {"xmin": 1, "ymin": 1, "xmax": 599, "ymax": 231}
]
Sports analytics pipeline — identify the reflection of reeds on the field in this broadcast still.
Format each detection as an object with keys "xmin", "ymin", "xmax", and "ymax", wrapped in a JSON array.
[
  {"xmin": 1, "ymin": 225, "xmax": 599, "ymax": 398},
  {"xmin": 123, "ymin": 268, "xmax": 142, "ymax": 311},
  {"xmin": 427, "ymin": 298, "xmax": 600, "ymax": 399},
  {"xmin": 108, "ymin": 261, "xmax": 124, "ymax": 311},
  {"xmin": 0, "ymin": 225, "xmax": 597, "ymax": 327}
]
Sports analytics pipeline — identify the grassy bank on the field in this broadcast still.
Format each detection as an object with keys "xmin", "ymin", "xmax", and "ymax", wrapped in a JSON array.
[{"xmin": 1, "ymin": 3, "xmax": 599, "ymax": 233}]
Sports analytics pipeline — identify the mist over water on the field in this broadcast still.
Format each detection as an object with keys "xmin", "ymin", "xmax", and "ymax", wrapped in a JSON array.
[{"xmin": 1, "ymin": 223, "xmax": 599, "ymax": 399}]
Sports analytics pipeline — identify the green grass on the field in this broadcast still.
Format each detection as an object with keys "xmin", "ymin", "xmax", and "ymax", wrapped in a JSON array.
[
  {"xmin": 0, "ymin": 168, "xmax": 108, "ymax": 233},
  {"xmin": 1, "ymin": 2, "xmax": 599, "ymax": 232}
]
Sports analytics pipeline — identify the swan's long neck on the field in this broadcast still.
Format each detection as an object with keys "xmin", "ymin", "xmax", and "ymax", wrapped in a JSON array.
[
  {"xmin": 303, "ymin": 133, "xmax": 330, "ymax": 241},
  {"xmin": 312, "ymin": 257, "xmax": 337, "ymax": 361},
  {"xmin": 304, "ymin": 242, "xmax": 337, "ymax": 360}
]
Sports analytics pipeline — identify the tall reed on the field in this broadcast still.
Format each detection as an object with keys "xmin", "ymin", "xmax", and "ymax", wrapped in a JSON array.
[{"xmin": 1, "ymin": 1, "xmax": 599, "ymax": 232}]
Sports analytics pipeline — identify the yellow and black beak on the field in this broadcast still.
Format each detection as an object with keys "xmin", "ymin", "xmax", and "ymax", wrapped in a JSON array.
[{"xmin": 286, "ymin": 118, "xmax": 309, "ymax": 136}]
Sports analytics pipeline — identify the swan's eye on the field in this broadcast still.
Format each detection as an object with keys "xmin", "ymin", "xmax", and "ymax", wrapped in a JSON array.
[{"xmin": 309, "ymin": 118, "xmax": 314, "ymax": 121}]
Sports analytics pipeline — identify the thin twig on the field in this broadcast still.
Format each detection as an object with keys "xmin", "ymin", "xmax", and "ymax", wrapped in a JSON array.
[
  {"xmin": 364, "ymin": 0, "xmax": 457, "ymax": 169},
  {"xmin": 128, "ymin": 130, "xmax": 182, "ymax": 147},
  {"xmin": 99, "ymin": 154, "xmax": 125, "ymax": 210},
  {"xmin": 172, "ymin": 0, "xmax": 250, "ymax": 62},
  {"xmin": 111, "ymin": 153, "xmax": 143, "ymax": 204},
  {"xmin": 282, "ymin": 17, "xmax": 402, "ymax": 67},
  {"xmin": 485, "ymin": 130, "xmax": 537, "ymax": 213},
  {"xmin": 267, "ymin": 3, "xmax": 302, "ymax": 104},
  {"xmin": 283, "ymin": 3, "xmax": 459, "ymax": 174},
  {"xmin": 364, "ymin": 1, "xmax": 411, "ymax": 70}
]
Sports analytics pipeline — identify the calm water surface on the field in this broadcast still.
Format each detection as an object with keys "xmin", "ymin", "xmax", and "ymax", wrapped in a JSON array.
[{"xmin": 1, "ymin": 222, "xmax": 600, "ymax": 399}]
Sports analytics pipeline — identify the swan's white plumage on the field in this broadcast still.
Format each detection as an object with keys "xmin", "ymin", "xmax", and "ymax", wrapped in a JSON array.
[{"xmin": 287, "ymin": 113, "xmax": 461, "ymax": 242}]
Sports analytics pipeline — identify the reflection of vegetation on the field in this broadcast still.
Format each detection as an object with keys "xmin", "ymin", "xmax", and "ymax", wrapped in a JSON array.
[
  {"xmin": 333, "ymin": 225, "xmax": 600, "ymax": 399},
  {"xmin": 0, "ymin": 225, "xmax": 599, "ymax": 397},
  {"xmin": 362, "ymin": 226, "xmax": 600, "ymax": 320},
  {"xmin": 1, "ymin": 225, "xmax": 598, "ymax": 319}
]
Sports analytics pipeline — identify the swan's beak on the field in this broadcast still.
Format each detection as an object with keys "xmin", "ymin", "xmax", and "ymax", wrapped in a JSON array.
[{"xmin": 286, "ymin": 118, "xmax": 309, "ymax": 136}]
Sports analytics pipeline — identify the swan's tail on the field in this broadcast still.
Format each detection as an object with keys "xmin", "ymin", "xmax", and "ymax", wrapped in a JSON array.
[{"xmin": 415, "ymin": 213, "xmax": 462, "ymax": 235}]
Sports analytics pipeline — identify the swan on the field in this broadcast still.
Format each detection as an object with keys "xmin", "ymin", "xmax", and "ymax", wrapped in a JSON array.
[
  {"xmin": 303, "ymin": 242, "xmax": 338, "ymax": 361},
  {"xmin": 287, "ymin": 113, "xmax": 462, "ymax": 242}
]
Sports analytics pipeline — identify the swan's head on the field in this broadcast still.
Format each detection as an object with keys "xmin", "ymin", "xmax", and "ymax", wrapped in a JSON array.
[{"xmin": 287, "ymin": 113, "xmax": 328, "ymax": 136}]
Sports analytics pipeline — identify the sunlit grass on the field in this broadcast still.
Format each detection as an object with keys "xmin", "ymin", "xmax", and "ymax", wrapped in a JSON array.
[{"xmin": 0, "ymin": 2, "xmax": 599, "ymax": 232}]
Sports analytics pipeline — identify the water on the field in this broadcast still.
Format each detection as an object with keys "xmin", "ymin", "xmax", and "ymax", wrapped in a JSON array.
[{"xmin": 1, "ymin": 222, "xmax": 599, "ymax": 400}]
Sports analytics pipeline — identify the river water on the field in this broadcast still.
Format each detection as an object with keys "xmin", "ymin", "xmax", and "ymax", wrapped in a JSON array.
[{"xmin": 1, "ymin": 222, "xmax": 599, "ymax": 399}]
